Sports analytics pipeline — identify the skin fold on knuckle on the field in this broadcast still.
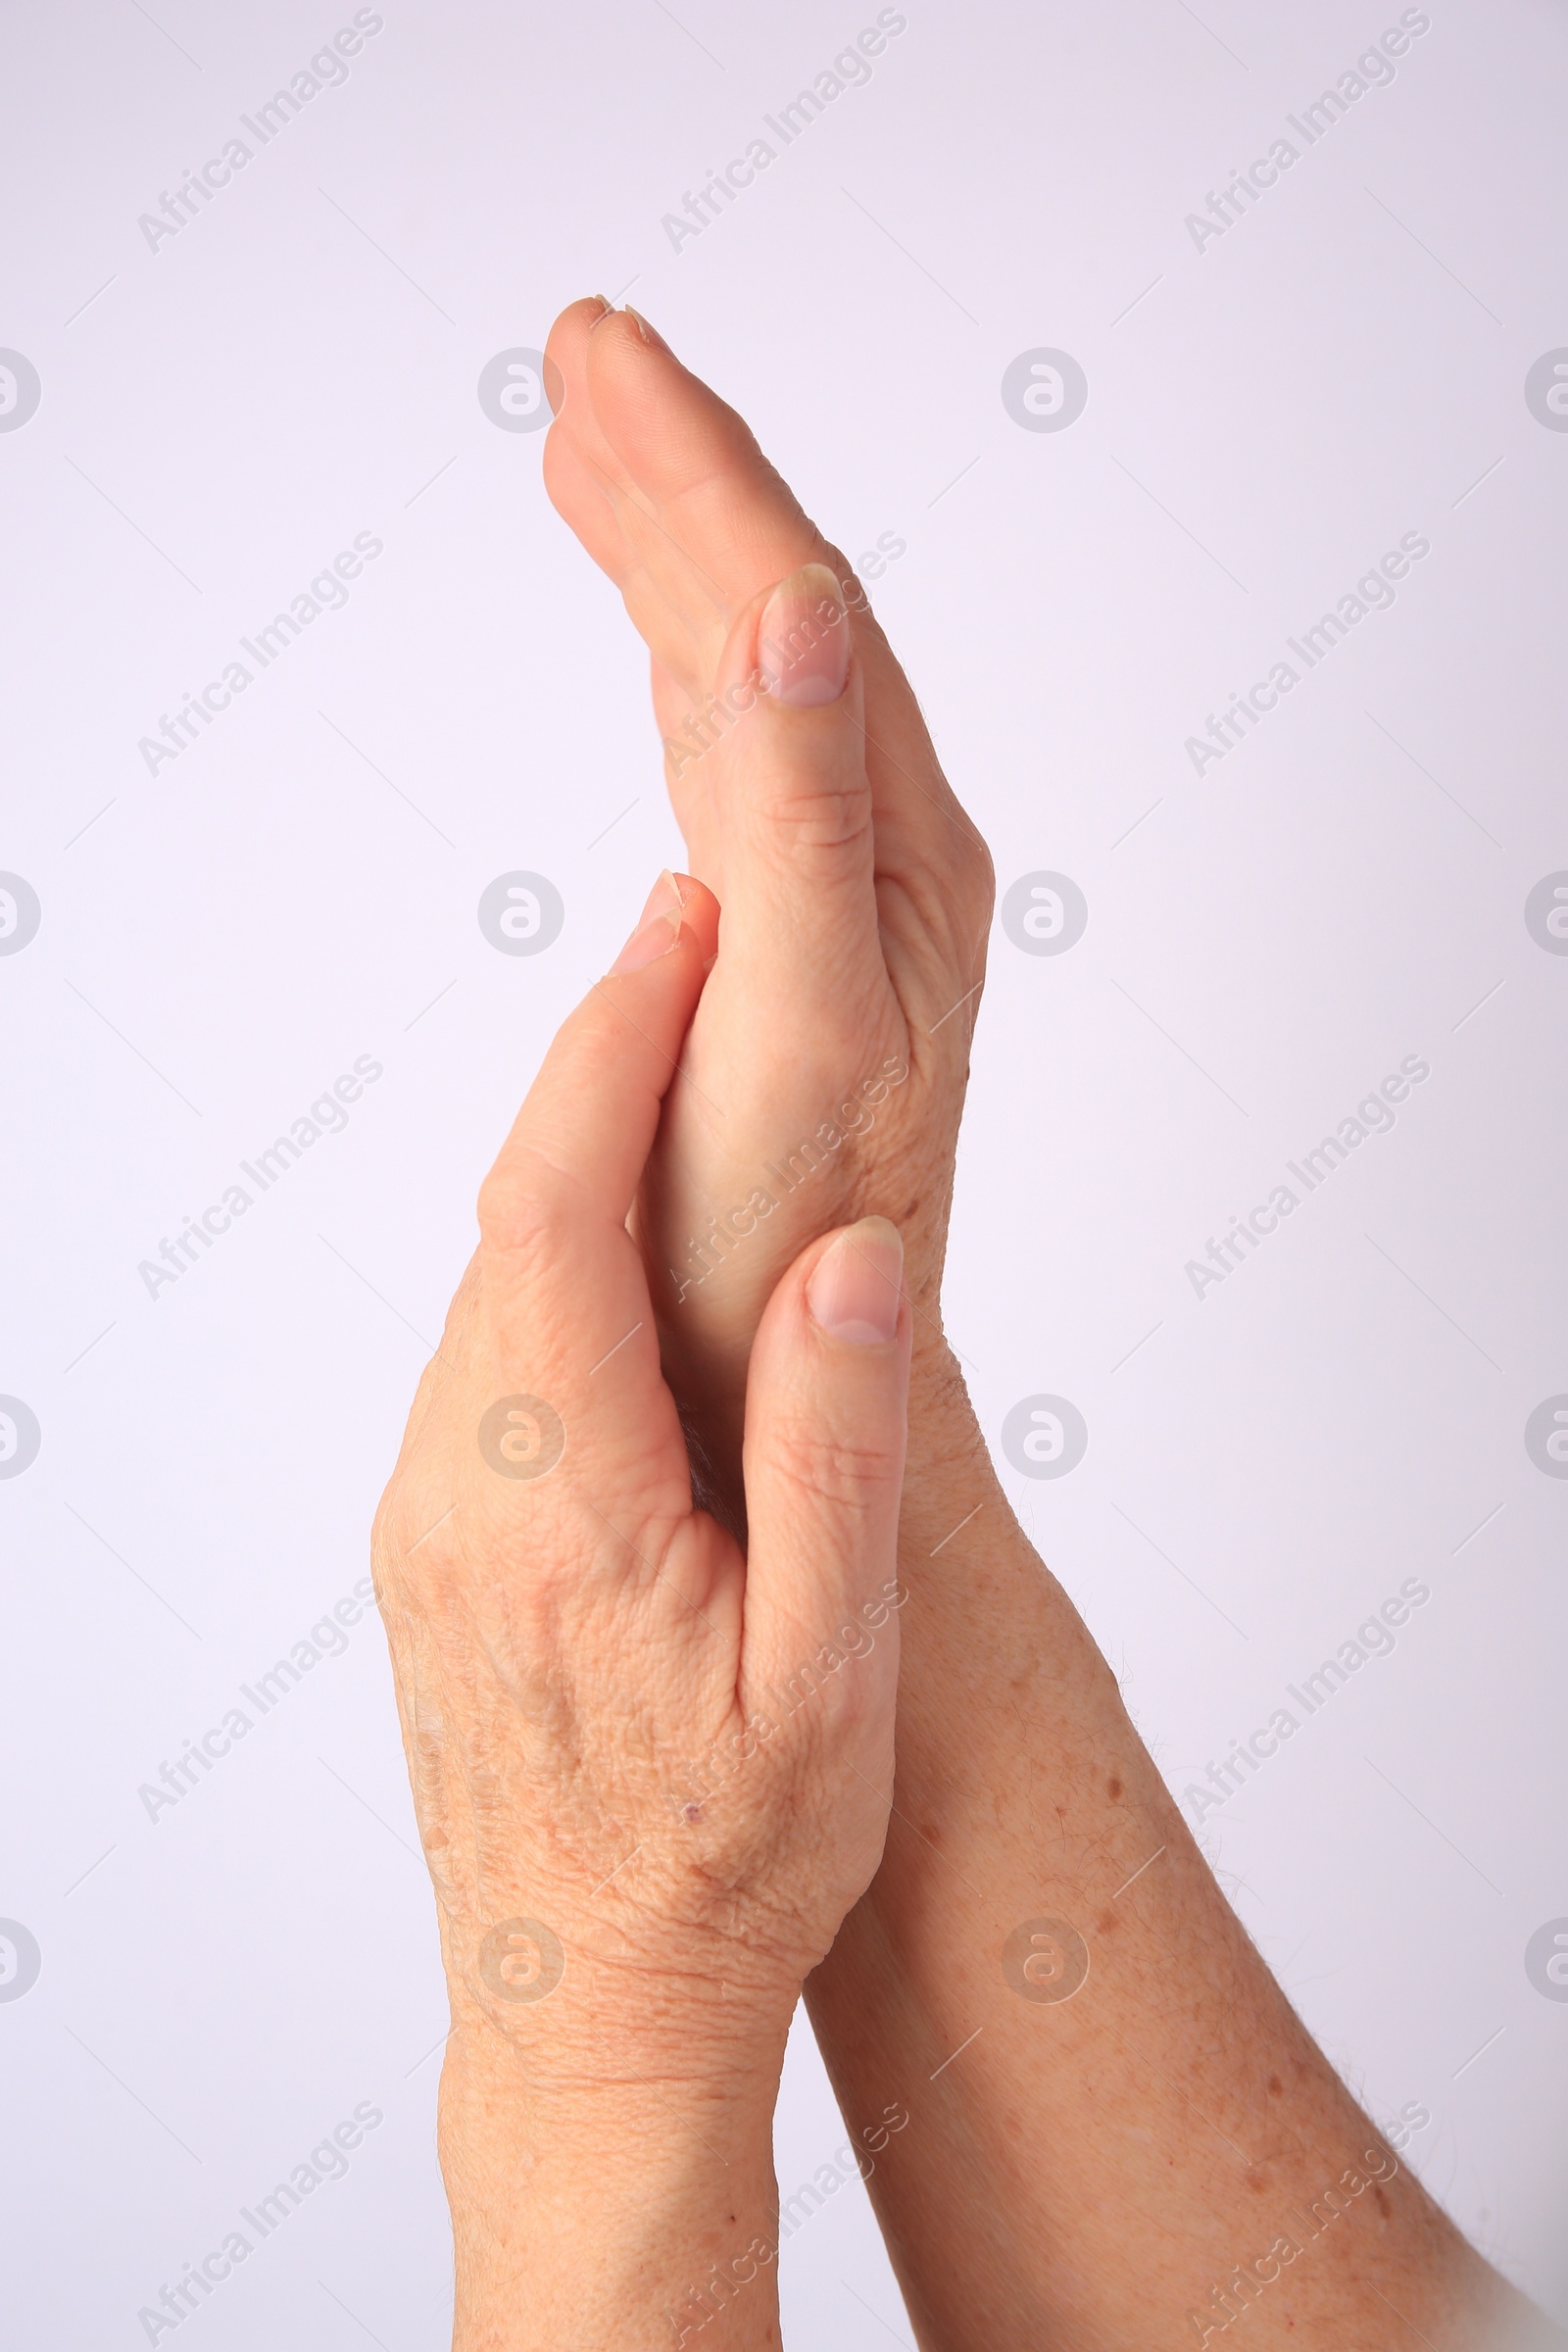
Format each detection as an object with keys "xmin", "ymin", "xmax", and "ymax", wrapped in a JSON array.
[
  {"xmin": 374, "ymin": 1488, "xmax": 477, "ymax": 1642},
  {"xmin": 742, "ymin": 748, "xmax": 873, "ymax": 865},
  {"xmin": 375, "ymin": 1290, "xmax": 474, "ymax": 1501},
  {"xmin": 474, "ymin": 1130, "xmax": 599, "ymax": 1261},
  {"xmin": 753, "ymin": 1414, "xmax": 905, "ymax": 1519},
  {"xmin": 883, "ymin": 859, "xmax": 989, "ymax": 981},
  {"xmin": 649, "ymin": 1819, "xmax": 838, "ymax": 1989},
  {"xmin": 372, "ymin": 1452, "xmax": 458, "ymax": 1576}
]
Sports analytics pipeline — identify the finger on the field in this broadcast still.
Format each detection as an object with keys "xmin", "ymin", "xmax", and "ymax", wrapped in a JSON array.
[
  {"xmin": 739, "ymin": 1218, "xmax": 910, "ymax": 1713},
  {"xmin": 564, "ymin": 304, "xmax": 992, "ymax": 939},
  {"xmin": 545, "ymin": 300, "xmax": 728, "ymax": 697},
  {"xmin": 540, "ymin": 419, "xmax": 638, "ymax": 593},
  {"xmin": 582, "ymin": 306, "xmax": 817, "ymax": 604},
  {"xmin": 479, "ymin": 876, "xmax": 708, "ymax": 1250},
  {"xmin": 577, "ymin": 307, "xmax": 812, "ymax": 705},
  {"xmin": 693, "ymin": 564, "xmax": 891, "ymax": 999},
  {"xmin": 542, "ymin": 295, "xmax": 635, "ymax": 502},
  {"xmin": 543, "ymin": 325, "xmax": 712, "ymax": 687},
  {"xmin": 667, "ymin": 869, "xmax": 720, "ymax": 967}
]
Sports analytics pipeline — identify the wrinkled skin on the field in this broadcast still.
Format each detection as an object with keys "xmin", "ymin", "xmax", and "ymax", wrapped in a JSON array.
[
  {"xmin": 541, "ymin": 300, "xmax": 996, "ymax": 1482},
  {"xmin": 371, "ymin": 923, "xmax": 911, "ymax": 2089}
]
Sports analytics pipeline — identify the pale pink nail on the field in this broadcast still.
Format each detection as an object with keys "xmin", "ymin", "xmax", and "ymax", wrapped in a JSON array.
[
  {"xmin": 807, "ymin": 1217, "xmax": 904, "ymax": 1345},
  {"xmin": 759, "ymin": 564, "xmax": 851, "ymax": 708},
  {"xmin": 634, "ymin": 868, "xmax": 686, "ymax": 927},
  {"xmin": 624, "ymin": 305, "xmax": 672, "ymax": 353},
  {"xmin": 610, "ymin": 909, "xmax": 681, "ymax": 974}
]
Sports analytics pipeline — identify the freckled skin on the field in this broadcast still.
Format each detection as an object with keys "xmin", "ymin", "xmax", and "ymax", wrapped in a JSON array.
[
  {"xmin": 508, "ymin": 290, "xmax": 1553, "ymax": 2352},
  {"xmin": 372, "ymin": 895, "xmax": 912, "ymax": 2351}
]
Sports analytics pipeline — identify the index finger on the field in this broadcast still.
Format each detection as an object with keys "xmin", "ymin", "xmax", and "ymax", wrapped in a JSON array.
[{"xmin": 477, "ymin": 879, "xmax": 716, "ymax": 1254}]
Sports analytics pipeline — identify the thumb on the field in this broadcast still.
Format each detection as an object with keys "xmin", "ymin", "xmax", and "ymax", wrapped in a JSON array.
[
  {"xmin": 738, "ymin": 1217, "xmax": 910, "ymax": 1722},
  {"xmin": 691, "ymin": 563, "xmax": 882, "ymax": 977}
]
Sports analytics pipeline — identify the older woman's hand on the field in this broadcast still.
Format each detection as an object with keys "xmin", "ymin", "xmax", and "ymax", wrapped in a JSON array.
[
  {"xmin": 371, "ymin": 888, "xmax": 910, "ymax": 2346},
  {"xmin": 542, "ymin": 300, "xmax": 994, "ymax": 1488}
]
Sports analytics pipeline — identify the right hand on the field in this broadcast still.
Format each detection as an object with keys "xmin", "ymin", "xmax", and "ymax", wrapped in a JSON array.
[{"xmin": 541, "ymin": 299, "xmax": 995, "ymax": 1469}]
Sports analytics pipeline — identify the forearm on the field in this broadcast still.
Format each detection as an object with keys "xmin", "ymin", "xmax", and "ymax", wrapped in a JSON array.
[
  {"xmin": 804, "ymin": 1350, "xmax": 1533, "ymax": 2349},
  {"xmin": 439, "ymin": 1995, "xmax": 786, "ymax": 2351}
]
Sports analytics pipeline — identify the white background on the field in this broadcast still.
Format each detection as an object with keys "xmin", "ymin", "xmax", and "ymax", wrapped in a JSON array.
[{"xmin": 2, "ymin": 2, "xmax": 1565, "ymax": 2344}]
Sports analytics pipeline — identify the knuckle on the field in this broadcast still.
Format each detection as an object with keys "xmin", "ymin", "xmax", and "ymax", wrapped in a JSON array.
[
  {"xmin": 936, "ymin": 819, "xmax": 994, "ymax": 935},
  {"xmin": 474, "ymin": 1150, "xmax": 573, "ymax": 1259},
  {"xmin": 372, "ymin": 1478, "xmax": 449, "ymax": 1600},
  {"xmin": 964, "ymin": 828, "xmax": 998, "ymax": 921},
  {"xmin": 761, "ymin": 1411, "xmax": 903, "ymax": 1515},
  {"xmin": 751, "ymin": 771, "xmax": 874, "ymax": 868}
]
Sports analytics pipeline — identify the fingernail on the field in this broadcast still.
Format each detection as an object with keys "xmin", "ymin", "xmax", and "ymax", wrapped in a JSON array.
[
  {"xmin": 624, "ymin": 305, "xmax": 671, "ymax": 353},
  {"xmin": 634, "ymin": 868, "xmax": 688, "ymax": 927},
  {"xmin": 610, "ymin": 908, "xmax": 682, "ymax": 974},
  {"xmin": 759, "ymin": 564, "xmax": 850, "ymax": 708},
  {"xmin": 807, "ymin": 1217, "xmax": 904, "ymax": 1346}
]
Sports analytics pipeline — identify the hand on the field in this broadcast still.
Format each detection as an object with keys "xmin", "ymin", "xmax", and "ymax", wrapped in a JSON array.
[
  {"xmin": 542, "ymin": 300, "xmax": 994, "ymax": 1477},
  {"xmin": 370, "ymin": 888, "xmax": 912, "ymax": 2340},
  {"xmin": 530, "ymin": 302, "xmax": 1548, "ymax": 2352}
]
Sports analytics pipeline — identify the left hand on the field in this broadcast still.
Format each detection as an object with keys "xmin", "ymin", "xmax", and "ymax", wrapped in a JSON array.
[{"xmin": 371, "ymin": 885, "xmax": 913, "ymax": 2088}]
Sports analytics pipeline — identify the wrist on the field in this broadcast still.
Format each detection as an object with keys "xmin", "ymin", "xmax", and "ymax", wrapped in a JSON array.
[
  {"xmin": 901, "ymin": 1341, "xmax": 1006, "ymax": 1544},
  {"xmin": 894, "ymin": 1344, "xmax": 1127, "ymax": 1738},
  {"xmin": 434, "ymin": 1947, "xmax": 799, "ymax": 2117},
  {"xmin": 439, "ymin": 2020, "xmax": 784, "ymax": 2350}
]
